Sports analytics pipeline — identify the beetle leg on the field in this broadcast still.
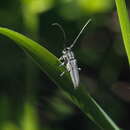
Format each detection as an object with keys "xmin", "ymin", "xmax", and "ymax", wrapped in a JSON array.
[
  {"xmin": 59, "ymin": 62, "xmax": 65, "ymax": 67},
  {"xmin": 59, "ymin": 56, "xmax": 65, "ymax": 66},
  {"xmin": 60, "ymin": 71, "xmax": 65, "ymax": 77},
  {"xmin": 59, "ymin": 56, "xmax": 63, "ymax": 61}
]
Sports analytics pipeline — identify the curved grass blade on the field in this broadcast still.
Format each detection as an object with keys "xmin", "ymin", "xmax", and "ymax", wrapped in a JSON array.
[
  {"xmin": 115, "ymin": 0, "xmax": 130, "ymax": 64},
  {"xmin": 0, "ymin": 27, "xmax": 120, "ymax": 130}
]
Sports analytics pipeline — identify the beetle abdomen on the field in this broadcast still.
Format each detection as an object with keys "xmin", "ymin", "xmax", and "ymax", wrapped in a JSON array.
[{"xmin": 67, "ymin": 59, "xmax": 79, "ymax": 88}]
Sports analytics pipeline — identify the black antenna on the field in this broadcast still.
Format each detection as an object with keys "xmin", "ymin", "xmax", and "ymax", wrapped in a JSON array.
[
  {"xmin": 52, "ymin": 23, "xmax": 67, "ymax": 48},
  {"xmin": 69, "ymin": 19, "xmax": 91, "ymax": 49}
]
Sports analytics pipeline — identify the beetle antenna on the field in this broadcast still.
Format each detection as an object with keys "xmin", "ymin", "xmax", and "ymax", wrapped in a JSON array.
[
  {"xmin": 69, "ymin": 19, "xmax": 91, "ymax": 49},
  {"xmin": 52, "ymin": 23, "xmax": 67, "ymax": 48}
]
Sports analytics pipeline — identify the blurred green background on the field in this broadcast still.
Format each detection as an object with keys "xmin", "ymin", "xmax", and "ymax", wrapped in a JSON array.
[{"xmin": 0, "ymin": 0, "xmax": 130, "ymax": 130}]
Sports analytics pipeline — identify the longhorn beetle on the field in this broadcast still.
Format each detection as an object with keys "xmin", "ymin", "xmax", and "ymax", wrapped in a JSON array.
[{"xmin": 52, "ymin": 19, "xmax": 91, "ymax": 88}]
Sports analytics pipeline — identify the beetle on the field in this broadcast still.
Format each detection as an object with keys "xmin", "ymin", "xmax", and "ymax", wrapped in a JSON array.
[{"xmin": 52, "ymin": 19, "xmax": 91, "ymax": 88}]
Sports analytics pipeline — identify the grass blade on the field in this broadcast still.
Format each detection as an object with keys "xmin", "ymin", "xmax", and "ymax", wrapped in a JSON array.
[
  {"xmin": 0, "ymin": 27, "xmax": 120, "ymax": 129},
  {"xmin": 115, "ymin": 0, "xmax": 130, "ymax": 64}
]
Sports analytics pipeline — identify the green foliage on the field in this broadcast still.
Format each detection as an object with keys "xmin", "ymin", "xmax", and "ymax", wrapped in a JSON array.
[
  {"xmin": 0, "ymin": 27, "xmax": 120, "ymax": 130},
  {"xmin": 21, "ymin": 103, "xmax": 39, "ymax": 130},
  {"xmin": 115, "ymin": 0, "xmax": 130, "ymax": 64},
  {"xmin": 2, "ymin": 122, "xmax": 19, "ymax": 130},
  {"xmin": 78, "ymin": 0, "xmax": 114, "ymax": 13}
]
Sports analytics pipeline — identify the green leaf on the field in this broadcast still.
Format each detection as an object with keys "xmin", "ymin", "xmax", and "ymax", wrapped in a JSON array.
[
  {"xmin": 0, "ymin": 27, "xmax": 120, "ymax": 130},
  {"xmin": 115, "ymin": 0, "xmax": 130, "ymax": 64},
  {"xmin": 21, "ymin": 102, "xmax": 39, "ymax": 130}
]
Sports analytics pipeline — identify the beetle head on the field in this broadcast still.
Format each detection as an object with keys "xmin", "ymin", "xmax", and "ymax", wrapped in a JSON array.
[{"xmin": 62, "ymin": 47, "xmax": 70, "ymax": 54}]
